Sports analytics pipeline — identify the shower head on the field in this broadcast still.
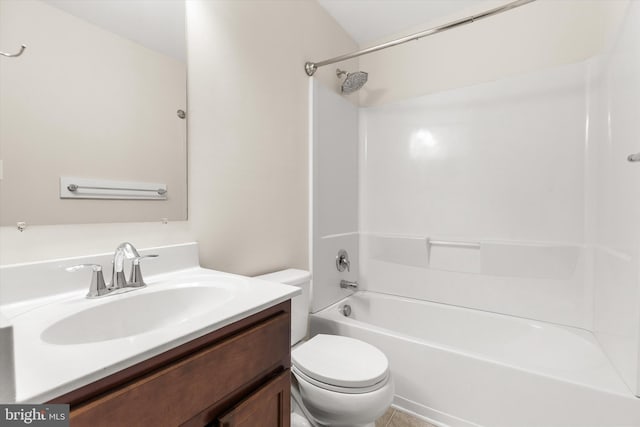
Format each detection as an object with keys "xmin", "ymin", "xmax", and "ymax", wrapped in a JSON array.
[{"xmin": 336, "ymin": 68, "xmax": 368, "ymax": 94}]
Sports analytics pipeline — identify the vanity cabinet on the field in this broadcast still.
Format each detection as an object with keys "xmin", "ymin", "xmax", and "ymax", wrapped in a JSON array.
[{"xmin": 49, "ymin": 301, "xmax": 291, "ymax": 427}]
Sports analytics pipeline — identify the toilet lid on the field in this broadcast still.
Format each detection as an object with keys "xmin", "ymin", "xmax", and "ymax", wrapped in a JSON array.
[{"xmin": 292, "ymin": 334, "xmax": 389, "ymax": 389}]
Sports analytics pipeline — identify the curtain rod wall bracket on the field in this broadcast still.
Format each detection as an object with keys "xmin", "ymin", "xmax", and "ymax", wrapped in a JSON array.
[{"xmin": 305, "ymin": 62, "xmax": 317, "ymax": 76}]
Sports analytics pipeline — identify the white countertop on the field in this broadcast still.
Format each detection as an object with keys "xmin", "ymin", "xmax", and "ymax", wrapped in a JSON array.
[{"xmin": 0, "ymin": 243, "xmax": 300, "ymax": 403}]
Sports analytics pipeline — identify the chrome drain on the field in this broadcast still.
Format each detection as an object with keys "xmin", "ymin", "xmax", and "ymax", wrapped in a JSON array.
[{"xmin": 341, "ymin": 304, "xmax": 352, "ymax": 317}]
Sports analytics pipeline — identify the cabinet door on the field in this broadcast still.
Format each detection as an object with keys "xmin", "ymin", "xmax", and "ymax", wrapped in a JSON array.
[
  {"xmin": 218, "ymin": 370, "xmax": 291, "ymax": 427},
  {"xmin": 70, "ymin": 313, "xmax": 290, "ymax": 427}
]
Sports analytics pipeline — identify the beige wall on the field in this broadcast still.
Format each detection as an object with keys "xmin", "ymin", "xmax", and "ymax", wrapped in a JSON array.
[
  {"xmin": 0, "ymin": 0, "xmax": 187, "ymax": 226},
  {"xmin": 0, "ymin": 0, "xmax": 356, "ymax": 269},
  {"xmin": 359, "ymin": 0, "xmax": 629, "ymax": 107},
  {"xmin": 187, "ymin": 0, "xmax": 357, "ymax": 275}
]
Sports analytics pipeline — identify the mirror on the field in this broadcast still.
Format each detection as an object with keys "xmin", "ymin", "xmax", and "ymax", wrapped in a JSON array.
[{"xmin": 0, "ymin": 0, "xmax": 187, "ymax": 226}]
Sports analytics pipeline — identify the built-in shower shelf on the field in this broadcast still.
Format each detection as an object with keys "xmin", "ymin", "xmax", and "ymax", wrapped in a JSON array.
[{"xmin": 365, "ymin": 234, "xmax": 580, "ymax": 280}]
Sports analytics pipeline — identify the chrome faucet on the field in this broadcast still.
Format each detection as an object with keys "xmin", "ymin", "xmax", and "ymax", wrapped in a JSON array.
[
  {"xmin": 67, "ymin": 242, "xmax": 158, "ymax": 298},
  {"xmin": 110, "ymin": 242, "xmax": 140, "ymax": 289},
  {"xmin": 340, "ymin": 280, "xmax": 358, "ymax": 290}
]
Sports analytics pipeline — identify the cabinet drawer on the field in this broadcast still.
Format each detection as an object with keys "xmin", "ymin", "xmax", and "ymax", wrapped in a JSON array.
[
  {"xmin": 217, "ymin": 370, "xmax": 291, "ymax": 427},
  {"xmin": 70, "ymin": 312, "xmax": 290, "ymax": 427}
]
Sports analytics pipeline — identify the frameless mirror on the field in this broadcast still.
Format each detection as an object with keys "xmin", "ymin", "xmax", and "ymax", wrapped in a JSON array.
[{"xmin": 0, "ymin": 0, "xmax": 187, "ymax": 226}]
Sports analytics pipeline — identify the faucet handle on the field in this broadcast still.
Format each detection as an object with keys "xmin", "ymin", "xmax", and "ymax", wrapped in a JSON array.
[
  {"xmin": 336, "ymin": 249, "xmax": 351, "ymax": 272},
  {"xmin": 66, "ymin": 263, "xmax": 102, "ymax": 273},
  {"xmin": 129, "ymin": 254, "xmax": 159, "ymax": 287},
  {"xmin": 66, "ymin": 264, "xmax": 109, "ymax": 298},
  {"xmin": 132, "ymin": 254, "xmax": 159, "ymax": 265}
]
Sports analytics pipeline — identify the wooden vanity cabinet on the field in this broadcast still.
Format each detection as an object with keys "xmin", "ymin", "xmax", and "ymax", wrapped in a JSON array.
[{"xmin": 49, "ymin": 301, "xmax": 292, "ymax": 427}]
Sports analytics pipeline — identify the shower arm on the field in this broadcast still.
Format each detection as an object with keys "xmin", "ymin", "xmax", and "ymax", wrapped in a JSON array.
[{"xmin": 304, "ymin": 0, "xmax": 536, "ymax": 76}]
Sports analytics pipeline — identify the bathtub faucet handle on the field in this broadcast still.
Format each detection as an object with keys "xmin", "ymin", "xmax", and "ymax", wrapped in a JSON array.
[
  {"xmin": 336, "ymin": 249, "xmax": 351, "ymax": 272},
  {"xmin": 340, "ymin": 280, "xmax": 358, "ymax": 290}
]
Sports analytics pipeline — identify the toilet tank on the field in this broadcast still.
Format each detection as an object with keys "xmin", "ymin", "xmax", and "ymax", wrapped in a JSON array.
[{"xmin": 254, "ymin": 269, "xmax": 311, "ymax": 346}]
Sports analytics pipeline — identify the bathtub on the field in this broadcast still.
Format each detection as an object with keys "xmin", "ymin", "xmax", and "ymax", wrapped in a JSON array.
[{"xmin": 309, "ymin": 291, "xmax": 640, "ymax": 427}]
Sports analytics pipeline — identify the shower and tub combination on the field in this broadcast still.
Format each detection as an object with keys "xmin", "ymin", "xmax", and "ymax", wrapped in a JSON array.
[
  {"xmin": 311, "ymin": 293, "xmax": 640, "ymax": 426},
  {"xmin": 306, "ymin": 0, "xmax": 640, "ymax": 425}
]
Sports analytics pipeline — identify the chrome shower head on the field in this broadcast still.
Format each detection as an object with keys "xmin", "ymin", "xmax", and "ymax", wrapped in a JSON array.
[{"xmin": 337, "ymin": 68, "xmax": 368, "ymax": 94}]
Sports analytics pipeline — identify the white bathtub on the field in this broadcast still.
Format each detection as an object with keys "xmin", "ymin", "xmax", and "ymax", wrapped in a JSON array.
[{"xmin": 309, "ymin": 292, "xmax": 640, "ymax": 427}]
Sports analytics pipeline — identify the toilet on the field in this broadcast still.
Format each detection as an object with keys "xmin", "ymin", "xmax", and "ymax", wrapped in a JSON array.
[{"xmin": 255, "ymin": 269, "xmax": 394, "ymax": 427}]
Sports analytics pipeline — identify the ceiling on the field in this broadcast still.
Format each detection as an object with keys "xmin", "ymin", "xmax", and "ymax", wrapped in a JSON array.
[
  {"xmin": 44, "ymin": 0, "xmax": 186, "ymax": 62},
  {"xmin": 317, "ymin": 0, "xmax": 483, "ymax": 46}
]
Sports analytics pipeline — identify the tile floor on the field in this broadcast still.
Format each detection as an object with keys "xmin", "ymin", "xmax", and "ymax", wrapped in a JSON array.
[{"xmin": 375, "ymin": 407, "xmax": 438, "ymax": 427}]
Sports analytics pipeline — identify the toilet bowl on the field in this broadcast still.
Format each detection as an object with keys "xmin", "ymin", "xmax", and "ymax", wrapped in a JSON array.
[
  {"xmin": 292, "ymin": 334, "xmax": 394, "ymax": 426},
  {"xmin": 255, "ymin": 269, "xmax": 394, "ymax": 427}
]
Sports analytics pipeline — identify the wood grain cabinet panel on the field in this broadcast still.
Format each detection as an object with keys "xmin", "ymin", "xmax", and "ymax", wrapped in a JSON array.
[
  {"xmin": 68, "ymin": 307, "xmax": 290, "ymax": 427},
  {"xmin": 217, "ymin": 370, "xmax": 291, "ymax": 427}
]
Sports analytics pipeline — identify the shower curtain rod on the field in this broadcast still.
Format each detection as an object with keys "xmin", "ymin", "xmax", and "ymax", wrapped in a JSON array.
[{"xmin": 305, "ymin": 0, "xmax": 537, "ymax": 76}]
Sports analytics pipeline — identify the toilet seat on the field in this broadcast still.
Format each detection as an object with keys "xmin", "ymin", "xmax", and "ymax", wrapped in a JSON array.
[
  {"xmin": 292, "ymin": 365, "xmax": 389, "ymax": 394},
  {"xmin": 292, "ymin": 334, "xmax": 390, "ymax": 394}
]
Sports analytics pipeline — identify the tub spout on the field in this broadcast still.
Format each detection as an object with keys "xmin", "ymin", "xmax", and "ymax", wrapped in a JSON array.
[{"xmin": 340, "ymin": 280, "xmax": 358, "ymax": 290}]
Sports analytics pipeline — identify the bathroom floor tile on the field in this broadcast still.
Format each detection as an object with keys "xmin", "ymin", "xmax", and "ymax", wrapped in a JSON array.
[
  {"xmin": 381, "ymin": 408, "xmax": 437, "ymax": 427},
  {"xmin": 376, "ymin": 407, "xmax": 395, "ymax": 427}
]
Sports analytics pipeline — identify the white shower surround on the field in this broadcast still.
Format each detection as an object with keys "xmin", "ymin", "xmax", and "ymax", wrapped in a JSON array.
[
  {"xmin": 310, "ymin": 2, "xmax": 640, "ymax": 423},
  {"xmin": 313, "ymin": 61, "xmax": 595, "ymax": 323},
  {"xmin": 589, "ymin": 0, "xmax": 640, "ymax": 397},
  {"xmin": 359, "ymin": 60, "xmax": 591, "ymax": 329}
]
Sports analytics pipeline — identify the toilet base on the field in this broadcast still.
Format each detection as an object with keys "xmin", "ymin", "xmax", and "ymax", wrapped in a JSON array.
[
  {"xmin": 291, "ymin": 385, "xmax": 380, "ymax": 427},
  {"xmin": 291, "ymin": 409, "xmax": 374, "ymax": 427},
  {"xmin": 291, "ymin": 411, "xmax": 312, "ymax": 427},
  {"xmin": 291, "ymin": 395, "xmax": 313, "ymax": 427}
]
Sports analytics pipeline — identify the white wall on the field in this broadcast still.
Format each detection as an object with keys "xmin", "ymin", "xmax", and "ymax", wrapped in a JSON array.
[
  {"xmin": 358, "ymin": 0, "xmax": 628, "ymax": 107},
  {"xmin": 359, "ymin": 61, "xmax": 592, "ymax": 328},
  {"xmin": 590, "ymin": 1, "xmax": 640, "ymax": 395}
]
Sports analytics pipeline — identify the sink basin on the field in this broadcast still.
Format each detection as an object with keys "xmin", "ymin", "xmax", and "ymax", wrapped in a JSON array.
[
  {"xmin": 0, "ymin": 242, "xmax": 301, "ymax": 403},
  {"xmin": 41, "ymin": 286, "xmax": 233, "ymax": 345}
]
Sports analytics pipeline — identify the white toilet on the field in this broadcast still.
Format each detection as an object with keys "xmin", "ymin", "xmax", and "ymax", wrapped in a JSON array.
[{"xmin": 256, "ymin": 269, "xmax": 394, "ymax": 427}]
